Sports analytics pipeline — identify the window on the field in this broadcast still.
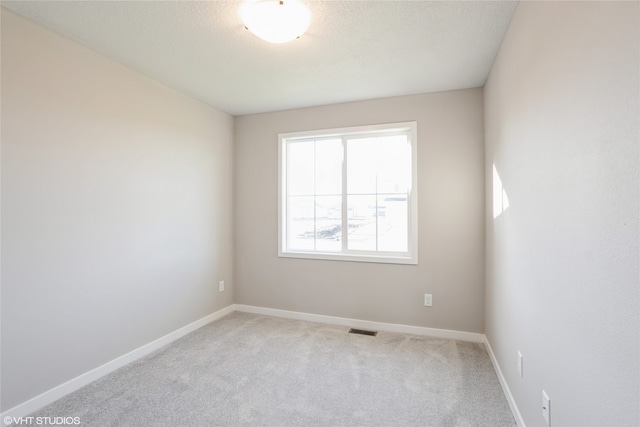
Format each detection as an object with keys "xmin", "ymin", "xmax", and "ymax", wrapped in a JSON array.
[{"xmin": 279, "ymin": 122, "xmax": 417, "ymax": 264}]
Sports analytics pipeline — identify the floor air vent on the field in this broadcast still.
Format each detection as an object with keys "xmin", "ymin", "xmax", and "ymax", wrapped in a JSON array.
[{"xmin": 349, "ymin": 328, "xmax": 378, "ymax": 336}]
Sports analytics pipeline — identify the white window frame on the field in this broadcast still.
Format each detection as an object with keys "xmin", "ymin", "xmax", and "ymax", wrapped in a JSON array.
[{"xmin": 278, "ymin": 121, "xmax": 418, "ymax": 265}]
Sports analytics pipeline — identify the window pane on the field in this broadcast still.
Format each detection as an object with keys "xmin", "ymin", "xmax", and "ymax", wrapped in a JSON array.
[
  {"xmin": 288, "ymin": 141, "xmax": 314, "ymax": 195},
  {"xmin": 347, "ymin": 136, "xmax": 410, "ymax": 195},
  {"xmin": 315, "ymin": 196, "xmax": 341, "ymax": 252},
  {"xmin": 377, "ymin": 195, "xmax": 408, "ymax": 252},
  {"xmin": 375, "ymin": 136, "xmax": 410, "ymax": 194},
  {"xmin": 288, "ymin": 196, "xmax": 314, "ymax": 250},
  {"xmin": 347, "ymin": 139, "xmax": 377, "ymax": 194},
  {"xmin": 315, "ymin": 139, "xmax": 342, "ymax": 195},
  {"xmin": 347, "ymin": 195, "xmax": 376, "ymax": 251}
]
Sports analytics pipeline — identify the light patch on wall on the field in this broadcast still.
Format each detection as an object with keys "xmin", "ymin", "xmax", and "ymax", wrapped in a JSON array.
[{"xmin": 493, "ymin": 164, "xmax": 510, "ymax": 219}]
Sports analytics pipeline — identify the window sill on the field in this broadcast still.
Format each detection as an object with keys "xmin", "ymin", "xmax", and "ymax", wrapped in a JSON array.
[{"xmin": 278, "ymin": 250, "xmax": 417, "ymax": 265}]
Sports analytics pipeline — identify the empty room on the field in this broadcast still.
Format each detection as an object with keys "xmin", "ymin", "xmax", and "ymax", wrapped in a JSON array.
[{"xmin": 1, "ymin": 1, "xmax": 638, "ymax": 426}]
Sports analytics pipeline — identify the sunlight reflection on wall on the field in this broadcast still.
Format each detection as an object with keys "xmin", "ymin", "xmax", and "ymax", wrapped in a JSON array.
[{"xmin": 493, "ymin": 164, "xmax": 510, "ymax": 219}]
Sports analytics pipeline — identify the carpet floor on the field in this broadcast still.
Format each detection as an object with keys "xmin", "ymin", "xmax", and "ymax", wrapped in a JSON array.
[{"xmin": 30, "ymin": 312, "xmax": 515, "ymax": 426}]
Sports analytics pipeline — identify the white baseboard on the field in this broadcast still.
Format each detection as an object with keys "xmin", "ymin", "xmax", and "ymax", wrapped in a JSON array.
[
  {"xmin": 234, "ymin": 304, "xmax": 485, "ymax": 343},
  {"xmin": 1, "ymin": 305, "xmax": 234, "ymax": 423},
  {"xmin": 484, "ymin": 336, "xmax": 526, "ymax": 427}
]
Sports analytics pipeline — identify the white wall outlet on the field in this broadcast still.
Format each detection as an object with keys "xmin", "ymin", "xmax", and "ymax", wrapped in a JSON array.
[
  {"xmin": 424, "ymin": 294, "xmax": 432, "ymax": 307},
  {"xmin": 542, "ymin": 390, "xmax": 550, "ymax": 426},
  {"xmin": 517, "ymin": 351, "xmax": 523, "ymax": 377},
  {"xmin": 219, "ymin": 280, "xmax": 225, "ymax": 292}
]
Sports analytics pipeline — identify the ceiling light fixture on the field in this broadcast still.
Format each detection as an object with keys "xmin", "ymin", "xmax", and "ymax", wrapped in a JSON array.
[{"xmin": 241, "ymin": 0, "xmax": 311, "ymax": 44}]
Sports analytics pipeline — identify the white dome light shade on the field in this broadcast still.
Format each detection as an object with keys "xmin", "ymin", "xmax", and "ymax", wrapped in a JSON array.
[{"xmin": 241, "ymin": 0, "xmax": 311, "ymax": 44}]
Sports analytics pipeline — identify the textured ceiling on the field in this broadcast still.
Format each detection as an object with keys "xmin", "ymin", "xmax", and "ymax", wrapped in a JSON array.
[{"xmin": 2, "ymin": 1, "xmax": 519, "ymax": 116}]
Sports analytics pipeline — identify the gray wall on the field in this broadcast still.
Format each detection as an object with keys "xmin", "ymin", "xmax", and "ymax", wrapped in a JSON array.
[
  {"xmin": 484, "ymin": 2, "xmax": 639, "ymax": 426},
  {"xmin": 235, "ymin": 90, "xmax": 486, "ymax": 333},
  {"xmin": 1, "ymin": 10, "xmax": 234, "ymax": 411}
]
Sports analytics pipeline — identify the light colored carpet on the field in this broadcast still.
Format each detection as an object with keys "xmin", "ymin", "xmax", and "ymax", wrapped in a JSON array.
[{"xmin": 30, "ymin": 312, "xmax": 515, "ymax": 426}]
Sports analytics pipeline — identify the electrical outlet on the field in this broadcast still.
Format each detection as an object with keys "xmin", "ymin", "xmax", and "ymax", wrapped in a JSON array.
[
  {"xmin": 542, "ymin": 390, "xmax": 550, "ymax": 426},
  {"xmin": 517, "ymin": 351, "xmax": 523, "ymax": 377},
  {"xmin": 424, "ymin": 294, "xmax": 432, "ymax": 307},
  {"xmin": 219, "ymin": 281, "xmax": 225, "ymax": 292}
]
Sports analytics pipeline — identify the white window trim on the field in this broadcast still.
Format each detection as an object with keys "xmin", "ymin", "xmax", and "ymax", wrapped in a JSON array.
[{"xmin": 278, "ymin": 122, "xmax": 418, "ymax": 265}]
